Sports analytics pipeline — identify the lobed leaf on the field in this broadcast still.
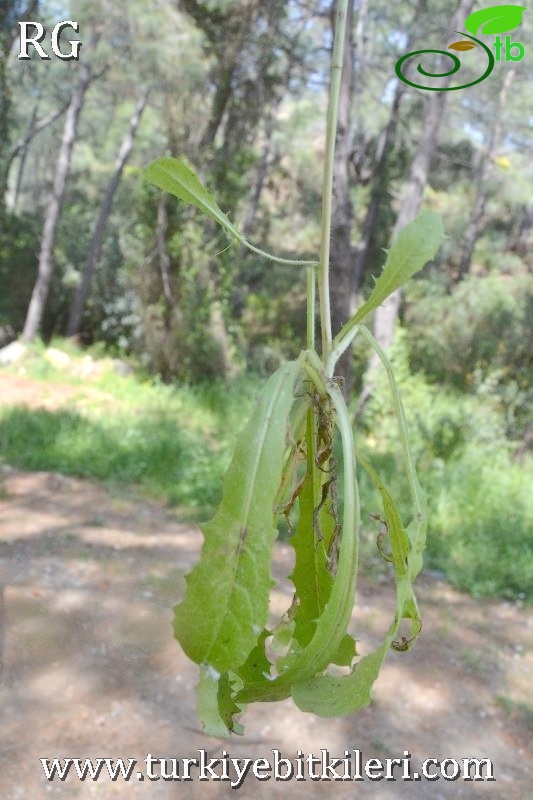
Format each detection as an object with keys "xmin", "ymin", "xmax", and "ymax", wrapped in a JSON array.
[
  {"xmin": 173, "ymin": 359, "xmax": 302, "ymax": 677},
  {"xmin": 292, "ymin": 465, "xmax": 423, "ymax": 717},
  {"xmin": 238, "ymin": 366, "xmax": 360, "ymax": 703}
]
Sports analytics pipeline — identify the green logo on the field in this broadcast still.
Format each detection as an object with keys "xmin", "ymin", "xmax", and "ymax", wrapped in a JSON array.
[{"xmin": 395, "ymin": 4, "xmax": 526, "ymax": 91}]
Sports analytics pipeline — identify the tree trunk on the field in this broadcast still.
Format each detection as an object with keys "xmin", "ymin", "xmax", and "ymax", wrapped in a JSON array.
[
  {"xmin": 353, "ymin": 80, "xmax": 407, "ymax": 284},
  {"xmin": 5, "ymin": 102, "xmax": 68, "ymax": 212},
  {"xmin": 356, "ymin": 0, "xmax": 474, "ymax": 410},
  {"xmin": 22, "ymin": 59, "xmax": 93, "ymax": 341},
  {"xmin": 457, "ymin": 67, "xmax": 515, "ymax": 280},
  {"xmin": 0, "ymin": 1, "xmax": 41, "ymax": 206},
  {"xmin": 329, "ymin": 0, "xmax": 355, "ymax": 390},
  {"xmin": 66, "ymin": 90, "xmax": 149, "ymax": 337},
  {"xmin": 155, "ymin": 195, "xmax": 175, "ymax": 308}
]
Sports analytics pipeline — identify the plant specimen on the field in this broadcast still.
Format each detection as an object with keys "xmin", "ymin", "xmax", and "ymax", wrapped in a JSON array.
[{"xmin": 146, "ymin": 0, "xmax": 444, "ymax": 736}]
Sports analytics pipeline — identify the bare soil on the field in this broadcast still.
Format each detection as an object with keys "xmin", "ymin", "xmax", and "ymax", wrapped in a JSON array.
[{"xmin": 0, "ymin": 373, "xmax": 532, "ymax": 799}]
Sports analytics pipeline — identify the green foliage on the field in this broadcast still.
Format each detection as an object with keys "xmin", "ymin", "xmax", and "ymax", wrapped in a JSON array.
[
  {"xmin": 341, "ymin": 213, "xmax": 444, "ymax": 329},
  {"xmin": 0, "ymin": 404, "xmax": 223, "ymax": 509},
  {"xmin": 146, "ymin": 158, "xmax": 243, "ymax": 243},
  {"xmin": 147, "ymin": 127, "xmax": 442, "ymax": 733},
  {"xmin": 359, "ymin": 331, "xmax": 532, "ymax": 601},
  {"xmin": 0, "ymin": 354, "xmax": 257, "ymax": 510},
  {"xmin": 0, "ymin": 211, "xmax": 40, "ymax": 331},
  {"xmin": 174, "ymin": 360, "xmax": 301, "ymax": 676},
  {"xmin": 431, "ymin": 443, "xmax": 532, "ymax": 600},
  {"xmin": 405, "ymin": 273, "xmax": 532, "ymax": 437}
]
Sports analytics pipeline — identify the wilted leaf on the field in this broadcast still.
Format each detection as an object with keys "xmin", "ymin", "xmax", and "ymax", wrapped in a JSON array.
[
  {"xmin": 291, "ymin": 455, "xmax": 423, "ymax": 718},
  {"xmin": 448, "ymin": 40, "xmax": 477, "ymax": 51},
  {"xmin": 464, "ymin": 4, "xmax": 526, "ymax": 36}
]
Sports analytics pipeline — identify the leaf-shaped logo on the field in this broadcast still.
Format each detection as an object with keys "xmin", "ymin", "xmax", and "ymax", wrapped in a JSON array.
[
  {"xmin": 448, "ymin": 40, "xmax": 477, "ymax": 50},
  {"xmin": 464, "ymin": 4, "xmax": 527, "ymax": 36}
]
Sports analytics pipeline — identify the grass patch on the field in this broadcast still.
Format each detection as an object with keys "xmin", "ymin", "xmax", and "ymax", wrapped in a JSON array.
[
  {"xmin": 0, "ymin": 347, "xmax": 261, "ymax": 511},
  {"xmin": 0, "ymin": 405, "xmax": 224, "ymax": 508},
  {"xmin": 1, "ymin": 338, "xmax": 531, "ymax": 601}
]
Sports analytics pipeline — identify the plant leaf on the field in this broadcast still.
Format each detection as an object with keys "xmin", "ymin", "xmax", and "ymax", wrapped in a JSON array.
[
  {"xmin": 448, "ymin": 40, "xmax": 477, "ymax": 51},
  {"xmin": 145, "ymin": 156, "xmax": 316, "ymax": 267},
  {"xmin": 292, "ymin": 462, "xmax": 423, "ymax": 717},
  {"xmin": 146, "ymin": 157, "xmax": 243, "ymax": 242},
  {"xmin": 238, "ymin": 369, "xmax": 360, "ymax": 703},
  {"xmin": 346, "ymin": 213, "xmax": 444, "ymax": 331},
  {"xmin": 288, "ymin": 406, "xmax": 336, "ymax": 649},
  {"xmin": 464, "ymin": 5, "xmax": 526, "ymax": 36},
  {"xmin": 196, "ymin": 667, "xmax": 244, "ymax": 737},
  {"xmin": 173, "ymin": 359, "xmax": 301, "ymax": 675},
  {"xmin": 292, "ymin": 331, "xmax": 427, "ymax": 718}
]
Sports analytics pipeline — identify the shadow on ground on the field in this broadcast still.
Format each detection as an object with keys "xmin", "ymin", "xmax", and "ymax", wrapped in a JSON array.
[{"xmin": 0, "ymin": 469, "xmax": 531, "ymax": 799}]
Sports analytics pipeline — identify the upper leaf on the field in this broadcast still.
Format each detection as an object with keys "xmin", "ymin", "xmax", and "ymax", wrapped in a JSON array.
[
  {"xmin": 145, "ymin": 156, "xmax": 316, "ymax": 267},
  {"xmin": 464, "ymin": 5, "xmax": 526, "ymax": 35},
  {"xmin": 342, "ymin": 212, "xmax": 444, "ymax": 330},
  {"xmin": 145, "ymin": 157, "xmax": 243, "ymax": 243}
]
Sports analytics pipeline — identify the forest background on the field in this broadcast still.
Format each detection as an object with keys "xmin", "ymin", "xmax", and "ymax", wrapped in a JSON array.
[{"xmin": 0, "ymin": 0, "xmax": 531, "ymax": 602}]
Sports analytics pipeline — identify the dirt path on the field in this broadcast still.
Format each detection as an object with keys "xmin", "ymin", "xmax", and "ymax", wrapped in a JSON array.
[{"xmin": 0, "ymin": 467, "xmax": 531, "ymax": 800}]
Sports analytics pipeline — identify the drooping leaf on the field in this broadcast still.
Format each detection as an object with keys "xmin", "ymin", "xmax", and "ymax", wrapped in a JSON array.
[
  {"xmin": 145, "ymin": 157, "xmax": 316, "ymax": 267},
  {"xmin": 146, "ymin": 157, "xmax": 242, "ymax": 242},
  {"xmin": 291, "ymin": 332, "xmax": 427, "ymax": 718},
  {"xmin": 464, "ymin": 5, "xmax": 526, "ymax": 36},
  {"xmin": 288, "ymin": 405, "xmax": 336, "ymax": 649},
  {"xmin": 333, "ymin": 214, "xmax": 444, "ymax": 353},
  {"xmin": 238, "ymin": 369, "xmax": 360, "ymax": 703},
  {"xmin": 173, "ymin": 359, "xmax": 301, "ymax": 675},
  {"xmin": 292, "ymin": 463, "xmax": 423, "ymax": 717},
  {"xmin": 448, "ymin": 40, "xmax": 477, "ymax": 51}
]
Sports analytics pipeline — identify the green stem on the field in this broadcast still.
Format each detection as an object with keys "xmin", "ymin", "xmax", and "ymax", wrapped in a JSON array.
[
  {"xmin": 244, "ymin": 239, "xmax": 317, "ymax": 267},
  {"xmin": 359, "ymin": 326, "xmax": 425, "ymax": 520},
  {"xmin": 327, "ymin": 322, "xmax": 360, "ymax": 377},
  {"xmin": 318, "ymin": 0, "xmax": 349, "ymax": 362},
  {"xmin": 306, "ymin": 265, "xmax": 316, "ymax": 350}
]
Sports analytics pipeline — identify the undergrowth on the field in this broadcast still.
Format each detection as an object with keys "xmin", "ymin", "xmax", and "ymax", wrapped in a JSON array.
[{"xmin": 0, "ymin": 339, "xmax": 530, "ymax": 601}]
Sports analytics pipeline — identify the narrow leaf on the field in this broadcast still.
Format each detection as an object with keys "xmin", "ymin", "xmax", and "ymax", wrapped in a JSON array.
[
  {"xmin": 173, "ymin": 359, "xmax": 301, "ymax": 674},
  {"xmin": 349, "ymin": 212, "xmax": 444, "ymax": 328},
  {"xmin": 292, "ymin": 468, "xmax": 422, "ymax": 717},
  {"xmin": 288, "ymin": 406, "xmax": 336, "ymax": 649},
  {"xmin": 145, "ymin": 157, "xmax": 243, "ymax": 242},
  {"xmin": 145, "ymin": 157, "xmax": 316, "ymax": 267},
  {"xmin": 464, "ymin": 5, "xmax": 526, "ymax": 36},
  {"xmin": 238, "ymin": 369, "xmax": 360, "ymax": 703}
]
